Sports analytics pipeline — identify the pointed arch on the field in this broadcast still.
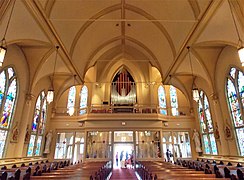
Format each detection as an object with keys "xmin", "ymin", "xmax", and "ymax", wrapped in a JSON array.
[{"xmin": 0, "ymin": 66, "xmax": 18, "ymax": 158}]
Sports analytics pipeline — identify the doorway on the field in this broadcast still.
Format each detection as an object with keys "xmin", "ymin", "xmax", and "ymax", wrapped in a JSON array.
[{"xmin": 113, "ymin": 131, "xmax": 134, "ymax": 168}]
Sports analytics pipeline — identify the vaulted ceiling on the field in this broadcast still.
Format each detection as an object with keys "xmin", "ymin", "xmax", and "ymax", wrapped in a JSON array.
[{"xmin": 0, "ymin": 0, "xmax": 243, "ymax": 95}]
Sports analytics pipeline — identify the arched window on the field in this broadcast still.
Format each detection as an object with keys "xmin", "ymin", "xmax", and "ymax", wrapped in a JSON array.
[
  {"xmin": 67, "ymin": 86, "xmax": 76, "ymax": 115},
  {"xmin": 27, "ymin": 91, "xmax": 47, "ymax": 156},
  {"xmin": 80, "ymin": 85, "xmax": 88, "ymax": 115},
  {"xmin": 197, "ymin": 90, "xmax": 217, "ymax": 155},
  {"xmin": 170, "ymin": 86, "xmax": 178, "ymax": 116},
  {"xmin": 0, "ymin": 67, "xmax": 17, "ymax": 158},
  {"xmin": 158, "ymin": 85, "xmax": 167, "ymax": 115},
  {"xmin": 226, "ymin": 67, "xmax": 244, "ymax": 155}
]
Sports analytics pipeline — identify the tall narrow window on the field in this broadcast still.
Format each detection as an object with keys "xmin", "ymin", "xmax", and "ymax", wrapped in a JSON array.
[
  {"xmin": 27, "ymin": 91, "xmax": 47, "ymax": 156},
  {"xmin": 198, "ymin": 90, "xmax": 217, "ymax": 155},
  {"xmin": 67, "ymin": 86, "xmax": 76, "ymax": 115},
  {"xmin": 158, "ymin": 85, "xmax": 167, "ymax": 115},
  {"xmin": 170, "ymin": 86, "xmax": 178, "ymax": 116},
  {"xmin": 226, "ymin": 67, "xmax": 244, "ymax": 155},
  {"xmin": 0, "ymin": 67, "xmax": 17, "ymax": 158},
  {"xmin": 80, "ymin": 85, "xmax": 88, "ymax": 115}
]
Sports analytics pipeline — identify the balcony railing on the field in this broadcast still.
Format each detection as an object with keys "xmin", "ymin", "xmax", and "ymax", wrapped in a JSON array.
[{"xmin": 54, "ymin": 104, "xmax": 191, "ymax": 117}]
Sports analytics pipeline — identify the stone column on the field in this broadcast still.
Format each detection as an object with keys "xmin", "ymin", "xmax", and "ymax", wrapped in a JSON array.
[
  {"xmin": 15, "ymin": 93, "xmax": 35, "ymax": 157},
  {"xmin": 209, "ymin": 94, "xmax": 229, "ymax": 155}
]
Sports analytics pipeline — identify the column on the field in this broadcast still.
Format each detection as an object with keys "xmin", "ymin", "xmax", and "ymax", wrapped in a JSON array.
[
  {"xmin": 210, "ymin": 94, "xmax": 229, "ymax": 155},
  {"xmin": 15, "ymin": 93, "xmax": 35, "ymax": 157}
]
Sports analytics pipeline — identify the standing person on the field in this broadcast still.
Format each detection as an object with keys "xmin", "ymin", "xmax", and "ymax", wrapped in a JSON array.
[
  {"xmin": 166, "ymin": 149, "xmax": 171, "ymax": 162},
  {"xmin": 120, "ymin": 150, "xmax": 124, "ymax": 168},
  {"xmin": 115, "ymin": 152, "xmax": 118, "ymax": 166}
]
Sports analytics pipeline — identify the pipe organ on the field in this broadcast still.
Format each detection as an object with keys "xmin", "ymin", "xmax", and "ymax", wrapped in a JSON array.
[{"xmin": 111, "ymin": 69, "xmax": 136, "ymax": 105}]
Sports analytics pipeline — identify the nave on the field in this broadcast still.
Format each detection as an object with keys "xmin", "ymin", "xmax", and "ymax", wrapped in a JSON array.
[{"xmin": 1, "ymin": 157, "xmax": 244, "ymax": 179}]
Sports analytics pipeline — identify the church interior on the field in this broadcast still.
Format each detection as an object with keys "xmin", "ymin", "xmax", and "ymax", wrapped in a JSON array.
[{"xmin": 0, "ymin": 0, "xmax": 244, "ymax": 179}]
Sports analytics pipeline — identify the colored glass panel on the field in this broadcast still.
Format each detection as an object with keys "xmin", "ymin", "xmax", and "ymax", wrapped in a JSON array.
[
  {"xmin": 35, "ymin": 136, "xmax": 42, "ymax": 156},
  {"xmin": 7, "ymin": 68, "xmax": 14, "ymax": 79},
  {"xmin": 170, "ymin": 86, "xmax": 178, "ymax": 116},
  {"xmin": 203, "ymin": 134, "xmax": 210, "ymax": 154},
  {"xmin": 0, "ymin": 71, "xmax": 5, "ymax": 107},
  {"xmin": 227, "ymin": 67, "xmax": 244, "ymax": 156},
  {"xmin": 238, "ymin": 72, "xmax": 244, "ymax": 109},
  {"xmin": 0, "ymin": 130, "xmax": 7, "ymax": 158},
  {"xmin": 80, "ymin": 85, "xmax": 88, "ymax": 115},
  {"xmin": 230, "ymin": 67, "xmax": 236, "ymax": 78},
  {"xmin": 198, "ymin": 100, "xmax": 206, "ymax": 133},
  {"xmin": 227, "ymin": 79, "xmax": 242, "ymax": 127},
  {"xmin": 236, "ymin": 128, "xmax": 244, "ymax": 156},
  {"xmin": 0, "ymin": 67, "xmax": 18, "ymax": 158},
  {"xmin": 209, "ymin": 133, "xmax": 217, "ymax": 155},
  {"xmin": 29, "ymin": 91, "xmax": 47, "ymax": 156},
  {"xmin": 158, "ymin": 86, "xmax": 167, "ymax": 115},
  {"xmin": 27, "ymin": 135, "xmax": 36, "ymax": 156},
  {"xmin": 38, "ymin": 100, "xmax": 47, "ymax": 135},
  {"xmin": 198, "ymin": 90, "xmax": 217, "ymax": 154},
  {"xmin": 2, "ymin": 79, "xmax": 17, "ymax": 129},
  {"xmin": 32, "ymin": 109, "xmax": 39, "ymax": 132},
  {"xmin": 67, "ymin": 86, "xmax": 76, "ymax": 113}
]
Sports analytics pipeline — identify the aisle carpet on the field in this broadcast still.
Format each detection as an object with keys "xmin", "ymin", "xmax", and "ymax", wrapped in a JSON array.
[{"xmin": 110, "ymin": 168, "xmax": 138, "ymax": 180}]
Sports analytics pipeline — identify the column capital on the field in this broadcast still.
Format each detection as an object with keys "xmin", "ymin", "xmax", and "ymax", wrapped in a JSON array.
[
  {"xmin": 210, "ymin": 93, "xmax": 218, "ymax": 101},
  {"xmin": 25, "ymin": 93, "xmax": 35, "ymax": 105}
]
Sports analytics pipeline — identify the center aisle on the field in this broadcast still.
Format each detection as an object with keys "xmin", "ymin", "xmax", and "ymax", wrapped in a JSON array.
[{"xmin": 110, "ymin": 168, "xmax": 138, "ymax": 180}]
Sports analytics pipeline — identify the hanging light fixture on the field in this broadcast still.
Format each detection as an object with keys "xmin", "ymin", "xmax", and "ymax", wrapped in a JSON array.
[
  {"xmin": 0, "ymin": 0, "xmax": 16, "ymax": 66},
  {"xmin": 187, "ymin": 46, "xmax": 199, "ymax": 102},
  {"xmin": 68, "ymin": 75, "xmax": 76, "ymax": 116},
  {"xmin": 47, "ymin": 46, "xmax": 59, "ymax": 104},
  {"xmin": 228, "ymin": 0, "xmax": 244, "ymax": 66}
]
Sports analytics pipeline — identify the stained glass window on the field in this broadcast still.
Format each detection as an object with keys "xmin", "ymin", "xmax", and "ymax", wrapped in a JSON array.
[
  {"xmin": 0, "ymin": 67, "xmax": 17, "ymax": 158},
  {"xmin": 80, "ymin": 85, "xmax": 88, "ymax": 115},
  {"xmin": 27, "ymin": 91, "xmax": 47, "ymax": 156},
  {"xmin": 197, "ymin": 90, "xmax": 217, "ymax": 155},
  {"xmin": 170, "ymin": 86, "xmax": 178, "ymax": 116},
  {"xmin": 226, "ymin": 67, "xmax": 244, "ymax": 155},
  {"xmin": 158, "ymin": 85, "xmax": 167, "ymax": 115},
  {"xmin": 67, "ymin": 86, "xmax": 76, "ymax": 115}
]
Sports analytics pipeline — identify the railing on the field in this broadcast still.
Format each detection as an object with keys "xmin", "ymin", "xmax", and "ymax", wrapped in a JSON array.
[{"xmin": 54, "ymin": 104, "xmax": 191, "ymax": 117}]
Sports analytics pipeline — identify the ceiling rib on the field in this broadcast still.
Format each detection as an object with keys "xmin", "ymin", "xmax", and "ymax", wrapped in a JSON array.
[
  {"xmin": 23, "ymin": 0, "xmax": 84, "ymax": 83},
  {"xmin": 162, "ymin": 0, "xmax": 224, "ymax": 84}
]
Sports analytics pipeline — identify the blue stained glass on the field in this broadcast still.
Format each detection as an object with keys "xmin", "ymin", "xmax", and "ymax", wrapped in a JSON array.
[
  {"xmin": 80, "ymin": 85, "xmax": 88, "ymax": 115},
  {"xmin": 203, "ymin": 134, "xmax": 210, "ymax": 154},
  {"xmin": 158, "ymin": 86, "xmax": 167, "ymax": 115},
  {"xmin": 27, "ymin": 135, "xmax": 36, "ymax": 156},
  {"xmin": 0, "ymin": 67, "xmax": 18, "ymax": 158},
  {"xmin": 209, "ymin": 133, "xmax": 218, "ymax": 155},
  {"xmin": 227, "ymin": 67, "xmax": 244, "ymax": 156},
  {"xmin": 227, "ymin": 79, "xmax": 243, "ymax": 127},
  {"xmin": 29, "ymin": 90, "xmax": 47, "ymax": 156},
  {"xmin": 1, "ymin": 79, "xmax": 17, "ymax": 129},
  {"xmin": 198, "ymin": 90, "xmax": 217, "ymax": 154}
]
